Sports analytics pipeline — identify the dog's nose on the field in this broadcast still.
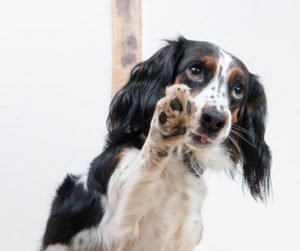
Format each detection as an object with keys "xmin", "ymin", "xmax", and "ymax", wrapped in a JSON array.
[{"xmin": 200, "ymin": 108, "xmax": 226, "ymax": 134}]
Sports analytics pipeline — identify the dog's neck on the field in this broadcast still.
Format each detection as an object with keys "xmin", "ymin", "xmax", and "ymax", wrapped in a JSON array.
[{"xmin": 172, "ymin": 143, "xmax": 234, "ymax": 177}]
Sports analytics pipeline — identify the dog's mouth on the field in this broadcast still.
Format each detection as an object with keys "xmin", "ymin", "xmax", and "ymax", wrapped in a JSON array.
[{"xmin": 189, "ymin": 131, "xmax": 212, "ymax": 145}]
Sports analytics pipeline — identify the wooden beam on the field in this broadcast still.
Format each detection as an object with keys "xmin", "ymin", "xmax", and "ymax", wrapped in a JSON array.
[{"xmin": 111, "ymin": 0, "xmax": 142, "ymax": 97}]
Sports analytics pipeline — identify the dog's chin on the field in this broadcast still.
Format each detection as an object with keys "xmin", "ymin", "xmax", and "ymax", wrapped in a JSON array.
[{"xmin": 186, "ymin": 131, "xmax": 225, "ymax": 150}]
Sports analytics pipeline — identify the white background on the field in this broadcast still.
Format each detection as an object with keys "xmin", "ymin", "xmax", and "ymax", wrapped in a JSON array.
[{"xmin": 0, "ymin": 0, "xmax": 299, "ymax": 250}]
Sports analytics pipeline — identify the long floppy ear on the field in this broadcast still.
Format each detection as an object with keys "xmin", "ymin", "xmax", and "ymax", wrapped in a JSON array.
[
  {"xmin": 106, "ymin": 36, "xmax": 186, "ymax": 145},
  {"xmin": 234, "ymin": 74, "xmax": 272, "ymax": 200}
]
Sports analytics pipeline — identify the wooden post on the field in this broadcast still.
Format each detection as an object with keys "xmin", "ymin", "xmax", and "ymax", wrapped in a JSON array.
[{"xmin": 111, "ymin": 0, "xmax": 142, "ymax": 97}]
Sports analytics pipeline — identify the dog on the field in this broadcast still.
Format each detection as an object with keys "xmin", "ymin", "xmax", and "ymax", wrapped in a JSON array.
[{"xmin": 42, "ymin": 36, "xmax": 271, "ymax": 251}]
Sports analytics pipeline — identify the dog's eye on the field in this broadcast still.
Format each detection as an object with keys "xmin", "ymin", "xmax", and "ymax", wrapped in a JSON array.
[
  {"xmin": 232, "ymin": 85, "xmax": 244, "ymax": 99},
  {"xmin": 188, "ymin": 65, "xmax": 203, "ymax": 79}
]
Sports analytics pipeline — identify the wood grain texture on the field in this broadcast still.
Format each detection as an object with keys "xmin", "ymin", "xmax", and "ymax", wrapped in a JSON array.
[{"xmin": 111, "ymin": 0, "xmax": 142, "ymax": 97}]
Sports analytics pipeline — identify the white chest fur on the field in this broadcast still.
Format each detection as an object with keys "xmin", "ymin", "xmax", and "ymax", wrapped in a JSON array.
[
  {"xmin": 65, "ymin": 145, "xmax": 232, "ymax": 251},
  {"xmin": 99, "ymin": 149, "xmax": 207, "ymax": 251}
]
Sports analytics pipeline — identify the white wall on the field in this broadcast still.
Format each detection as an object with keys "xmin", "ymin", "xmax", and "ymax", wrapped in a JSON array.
[
  {"xmin": 1, "ymin": 0, "xmax": 299, "ymax": 250},
  {"xmin": 0, "ymin": 1, "xmax": 111, "ymax": 250}
]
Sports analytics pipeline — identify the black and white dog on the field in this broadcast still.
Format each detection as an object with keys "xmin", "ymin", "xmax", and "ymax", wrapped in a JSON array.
[{"xmin": 42, "ymin": 36, "xmax": 271, "ymax": 251}]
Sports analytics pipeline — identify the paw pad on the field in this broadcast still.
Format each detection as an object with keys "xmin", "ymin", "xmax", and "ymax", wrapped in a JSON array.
[
  {"xmin": 186, "ymin": 100, "xmax": 191, "ymax": 113},
  {"xmin": 167, "ymin": 126, "xmax": 187, "ymax": 137},
  {"xmin": 159, "ymin": 111, "xmax": 167, "ymax": 124},
  {"xmin": 170, "ymin": 98, "xmax": 183, "ymax": 112}
]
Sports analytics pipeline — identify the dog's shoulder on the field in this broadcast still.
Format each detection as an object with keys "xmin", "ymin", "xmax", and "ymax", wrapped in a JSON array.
[
  {"xmin": 88, "ymin": 137, "xmax": 145, "ymax": 194},
  {"xmin": 42, "ymin": 138, "xmax": 144, "ymax": 249}
]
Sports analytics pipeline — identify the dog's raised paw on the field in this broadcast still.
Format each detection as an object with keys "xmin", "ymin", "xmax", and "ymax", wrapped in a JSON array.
[{"xmin": 154, "ymin": 84, "xmax": 197, "ymax": 139}]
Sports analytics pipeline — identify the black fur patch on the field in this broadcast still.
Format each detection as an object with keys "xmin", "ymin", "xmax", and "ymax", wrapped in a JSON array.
[
  {"xmin": 233, "ymin": 74, "xmax": 271, "ymax": 200},
  {"xmin": 182, "ymin": 151, "xmax": 204, "ymax": 177},
  {"xmin": 88, "ymin": 137, "xmax": 144, "ymax": 195},
  {"xmin": 42, "ymin": 175, "xmax": 103, "ymax": 248}
]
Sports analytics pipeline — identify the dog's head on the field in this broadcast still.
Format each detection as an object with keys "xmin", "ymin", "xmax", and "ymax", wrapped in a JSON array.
[{"xmin": 108, "ymin": 36, "xmax": 271, "ymax": 200}]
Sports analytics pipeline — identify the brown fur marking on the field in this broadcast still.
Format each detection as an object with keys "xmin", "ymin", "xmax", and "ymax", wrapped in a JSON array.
[
  {"xmin": 232, "ymin": 108, "xmax": 240, "ymax": 124},
  {"xmin": 204, "ymin": 56, "xmax": 218, "ymax": 80},
  {"xmin": 229, "ymin": 67, "xmax": 244, "ymax": 88}
]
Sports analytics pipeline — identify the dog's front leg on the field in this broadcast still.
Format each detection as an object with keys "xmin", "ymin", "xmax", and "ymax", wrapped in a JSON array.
[
  {"xmin": 142, "ymin": 84, "xmax": 197, "ymax": 167},
  {"xmin": 108, "ymin": 84, "xmax": 197, "ymax": 248}
]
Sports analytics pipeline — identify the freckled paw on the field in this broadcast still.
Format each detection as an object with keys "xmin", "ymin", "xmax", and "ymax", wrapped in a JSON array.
[{"xmin": 154, "ymin": 84, "xmax": 197, "ymax": 140}]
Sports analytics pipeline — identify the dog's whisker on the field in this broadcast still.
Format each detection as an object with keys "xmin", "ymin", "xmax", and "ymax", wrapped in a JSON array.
[
  {"xmin": 227, "ymin": 135, "xmax": 245, "ymax": 166},
  {"xmin": 231, "ymin": 125, "xmax": 263, "ymax": 143},
  {"xmin": 230, "ymin": 129, "xmax": 258, "ymax": 148}
]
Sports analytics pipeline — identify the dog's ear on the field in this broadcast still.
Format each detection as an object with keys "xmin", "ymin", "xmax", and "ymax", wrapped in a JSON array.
[
  {"xmin": 107, "ymin": 36, "xmax": 186, "ymax": 144},
  {"xmin": 233, "ymin": 74, "xmax": 272, "ymax": 200}
]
